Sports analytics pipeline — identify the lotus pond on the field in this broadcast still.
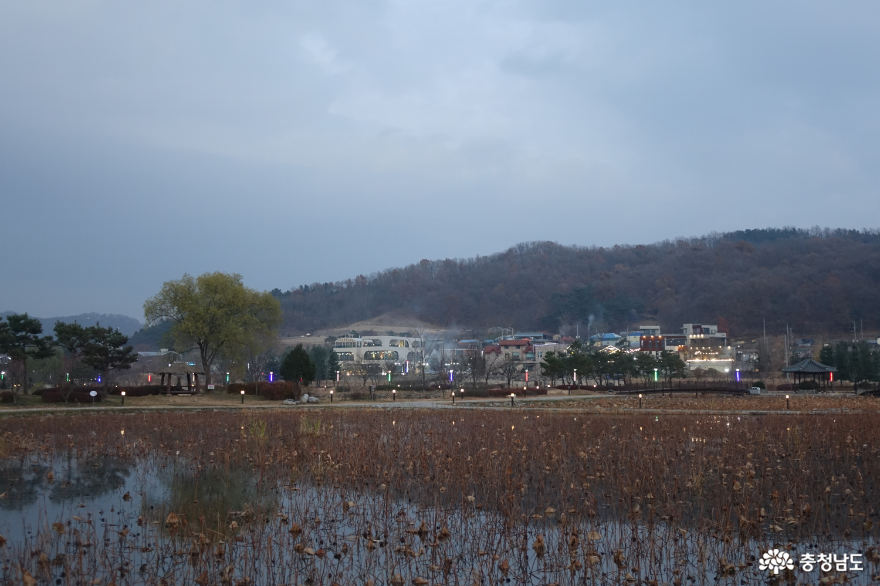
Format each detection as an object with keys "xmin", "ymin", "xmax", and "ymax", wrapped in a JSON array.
[{"xmin": 0, "ymin": 409, "xmax": 878, "ymax": 585}]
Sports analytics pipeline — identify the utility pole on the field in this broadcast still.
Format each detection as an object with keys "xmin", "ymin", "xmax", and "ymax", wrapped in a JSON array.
[{"xmin": 785, "ymin": 324, "xmax": 790, "ymax": 381}]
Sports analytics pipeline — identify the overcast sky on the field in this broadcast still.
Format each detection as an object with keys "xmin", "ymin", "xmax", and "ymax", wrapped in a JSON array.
[{"xmin": 2, "ymin": 1, "xmax": 879, "ymax": 319}]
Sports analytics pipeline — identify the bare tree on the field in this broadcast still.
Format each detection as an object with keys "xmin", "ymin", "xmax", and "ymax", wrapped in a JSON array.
[
  {"xmin": 483, "ymin": 351, "xmax": 502, "ymax": 385},
  {"xmin": 461, "ymin": 347, "xmax": 485, "ymax": 389},
  {"xmin": 499, "ymin": 360, "xmax": 521, "ymax": 388}
]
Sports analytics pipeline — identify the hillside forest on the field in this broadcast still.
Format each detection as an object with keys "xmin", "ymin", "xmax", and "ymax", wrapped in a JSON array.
[{"xmin": 273, "ymin": 228, "xmax": 880, "ymax": 338}]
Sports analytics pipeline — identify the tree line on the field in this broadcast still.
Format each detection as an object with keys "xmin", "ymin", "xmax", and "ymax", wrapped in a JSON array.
[
  {"xmin": 818, "ymin": 342, "xmax": 880, "ymax": 384},
  {"xmin": 0, "ymin": 313, "xmax": 137, "ymax": 394},
  {"xmin": 540, "ymin": 340, "xmax": 687, "ymax": 387},
  {"xmin": 272, "ymin": 227, "xmax": 880, "ymax": 337}
]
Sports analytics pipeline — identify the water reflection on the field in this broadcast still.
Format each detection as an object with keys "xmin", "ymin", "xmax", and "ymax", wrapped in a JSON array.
[
  {"xmin": 0, "ymin": 460, "xmax": 50, "ymax": 510},
  {"xmin": 146, "ymin": 464, "xmax": 278, "ymax": 537},
  {"xmin": 48, "ymin": 456, "xmax": 132, "ymax": 503}
]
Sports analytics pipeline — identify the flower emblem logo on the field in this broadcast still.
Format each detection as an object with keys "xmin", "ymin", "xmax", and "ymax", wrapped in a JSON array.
[{"xmin": 759, "ymin": 549, "xmax": 794, "ymax": 575}]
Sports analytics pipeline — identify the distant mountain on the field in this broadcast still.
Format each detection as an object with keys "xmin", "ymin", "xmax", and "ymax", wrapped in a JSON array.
[
  {"xmin": 274, "ymin": 227, "xmax": 880, "ymax": 338},
  {"xmin": 127, "ymin": 321, "xmax": 173, "ymax": 352},
  {"xmin": 0, "ymin": 312, "xmax": 143, "ymax": 337}
]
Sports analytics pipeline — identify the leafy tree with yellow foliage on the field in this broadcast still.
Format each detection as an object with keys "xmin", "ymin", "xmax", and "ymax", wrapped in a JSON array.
[{"xmin": 144, "ymin": 272, "xmax": 281, "ymax": 388}]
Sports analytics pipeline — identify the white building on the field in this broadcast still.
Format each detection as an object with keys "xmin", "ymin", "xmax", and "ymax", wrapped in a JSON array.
[{"xmin": 332, "ymin": 335, "xmax": 425, "ymax": 364}]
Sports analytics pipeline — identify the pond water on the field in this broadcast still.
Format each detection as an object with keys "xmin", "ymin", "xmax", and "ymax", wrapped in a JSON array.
[{"xmin": 0, "ymin": 453, "xmax": 876, "ymax": 586}]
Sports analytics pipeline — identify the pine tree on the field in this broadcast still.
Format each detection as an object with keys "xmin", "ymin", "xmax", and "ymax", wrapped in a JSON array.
[{"xmin": 280, "ymin": 344, "xmax": 316, "ymax": 386}]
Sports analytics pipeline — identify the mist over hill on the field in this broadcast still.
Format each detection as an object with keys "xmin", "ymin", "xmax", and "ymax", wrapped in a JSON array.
[
  {"xmin": 274, "ymin": 227, "xmax": 880, "ymax": 338},
  {"xmin": 0, "ymin": 311, "xmax": 142, "ymax": 337}
]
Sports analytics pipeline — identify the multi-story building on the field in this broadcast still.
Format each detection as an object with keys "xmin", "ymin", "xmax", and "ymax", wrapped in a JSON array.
[
  {"xmin": 681, "ymin": 324, "xmax": 734, "ymax": 371},
  {"xmin": 483, "ymin": 339, "xmax": 535, "ymax": 362},
  {"xmin": 332, "ymin": 335, "xmax": 424, "ymax": 364}
]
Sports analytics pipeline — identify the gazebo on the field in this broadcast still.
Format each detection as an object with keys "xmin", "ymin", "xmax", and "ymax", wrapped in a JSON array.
[
  {"xmin": 153, "ymin": 364, "xmax": 206, "ymax": 394},
  {"xmin": 781, "ymin": 358, "xmax": 837, "ymax": 389}
]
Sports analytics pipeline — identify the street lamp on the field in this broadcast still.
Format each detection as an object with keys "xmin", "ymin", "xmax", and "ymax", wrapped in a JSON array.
[
  {"xmin": 510, "ymin": 393, "xmax": 516, "ymax": 407},
  {"xmin": 452, "ymin": 390, "xmax": 455, "ymax": 404},
  {"xmin": 330, "ymin": 389, "xmax": 334, "ymax": 403},
  {"xmin": 392, "ymin": 389, "xmax": 397, "ymax": 401},
  {"xmin": 121, "ymin": 391, "xmax": 126, "ymax": 406},
  {"xmin": 241, "ymin": 389, "xmax": 245, "ymax": 404},
  {"xmin": 653, "ymin": 368, "xmax": 658, "ymax": 390},
  {"xmin": 638, "ymin": 393, "xmax": 642, "ymax": 409},
  {"xmin": 786, "ymin": 394, "xmax": 790, "ymax": 409}
]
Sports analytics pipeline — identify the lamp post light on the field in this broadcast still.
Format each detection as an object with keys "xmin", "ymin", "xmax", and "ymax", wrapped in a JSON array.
[
  {"xmin": 121, "ymin": 391, "xmax": 126, "ymax": 406},
  {"xmin": 452, "ymin": 390, "xmax": 455, "ymax": 404},
  {"xmin": 639, "ymin": 393, "xmax": 642, "ymax": 409},
  {"xmin": 392, "ymin": 389, "xmax": 397, "ymax": 401},
  {"xmin": 460, "ymin": 387, "xmax": 464, "ymax": 401},
  {"xmin": 786, "ymin": 394, "xmax": 790, "ymax": 409},
  {"xmin": 735, "ymin": 368, "xmax": 740, "ymax": 383},
  {"xmin": 226, "ymin": 372, "xmax": 230, "ymax": 384},
  {"xmin": 336, "ymin": 370, "xmax": 340, "ymax": 382},
  {"xmin": 241, "ymin": 389, "xmax": 245, "ymax": 404},
  {"xmin": 653, "ymin": 368, "xmax": 658, "ymax": 390},
  {"xmin": 573, "ymin": 369, "xmax": 577, "ymax": 390},
  {"xmin": 510, "ymin": 393, "xmax": 516, "ymax": 407},
  {"xmin": 330, "ymin": 389, "xmax": 334, "ymax": 403}
]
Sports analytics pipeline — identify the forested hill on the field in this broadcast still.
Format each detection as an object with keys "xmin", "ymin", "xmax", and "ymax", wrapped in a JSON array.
[{"xmin": 274, "ymin": 228, "xmax": 880, "ymax": 338}]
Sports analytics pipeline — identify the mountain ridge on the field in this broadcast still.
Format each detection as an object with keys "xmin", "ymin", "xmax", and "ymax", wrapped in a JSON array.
[{"xmin": 273, "ymin": 227, "xmax": 880, "ymax": 338}]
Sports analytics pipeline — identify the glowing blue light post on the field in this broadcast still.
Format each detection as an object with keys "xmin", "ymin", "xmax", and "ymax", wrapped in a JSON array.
[
  {"xmin": 269, "ymin": 372, "xmax": 274, "ymax": 383},
  {"xmin": 653, "ymin": 368, "xmax": 658, "ymax": 390},
  {"xmin": 405, "ymin": 360, "xmax": 409, "ymax": 374},
  {"xmin": 735, "ymin": 368, "xmax": 740, "ymax": 384},
  {"xmin": 226, "ymin": 372, "xmax": 230, "ymax": 384}
]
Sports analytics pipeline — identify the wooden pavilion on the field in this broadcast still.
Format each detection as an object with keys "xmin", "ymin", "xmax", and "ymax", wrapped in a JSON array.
[
  {"xmin": 781, "ymin": 358, "xmax": 837, "ymax": 389},
  {"xmin": 153, "ymin": 364, "xmax": 205, "ymax": 394}
]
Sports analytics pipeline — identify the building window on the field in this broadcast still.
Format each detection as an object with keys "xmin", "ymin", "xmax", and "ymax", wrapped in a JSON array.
[
  {"xmin": 337, "ymin": 352, "xmax": 354, "ymax": 361},
  {"xmin": 364, "ymin": 351, "xmax": 400, "ymax": 361}
]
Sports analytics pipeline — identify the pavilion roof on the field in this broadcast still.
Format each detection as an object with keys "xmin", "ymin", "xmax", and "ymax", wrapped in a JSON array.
[{"xmin": 781, "ymin": 358, "xmax": 837, "ymax": 374}]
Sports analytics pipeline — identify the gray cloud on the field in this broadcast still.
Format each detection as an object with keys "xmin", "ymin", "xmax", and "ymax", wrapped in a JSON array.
[{"xmin": 1, "ymin": 0, "xmax": 878, "ymax": 317}]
